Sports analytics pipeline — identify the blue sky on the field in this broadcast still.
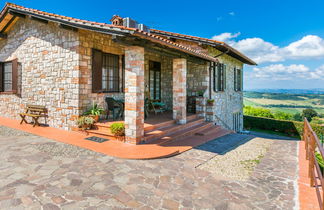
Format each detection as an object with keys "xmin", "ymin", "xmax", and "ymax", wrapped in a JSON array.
[{"xmin": 4, "ymin": 0, "xmax": 324, "ymax": 89}]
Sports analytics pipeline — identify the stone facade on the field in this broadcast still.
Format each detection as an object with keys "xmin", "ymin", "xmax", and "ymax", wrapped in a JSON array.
[
  {"xmin": 0, "ymin": 18, "xmax": 80, "ymax": 130},
  {"xmin": 78, "ymin": 29, "xmax": 125, "ymax": 115},
  {"xmin": 172, "ymin": 58, "xmax": 187, "ymax": 124},
  {"xmin": 208, "ymin": 47, "xmax": 244, "ymax": 131},
  {"xmin": 124, "ymin": 46, "xmax": 145, "ymax": 144},
  {"xmin": 0, "ymin": 16, "xmax": 244, "ymax": 133}
]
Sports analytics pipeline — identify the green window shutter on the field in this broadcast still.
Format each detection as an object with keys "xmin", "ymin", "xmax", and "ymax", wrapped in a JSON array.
[
  {"xmin": 218, "ymin": 64, "xmax": 222, "ymax": 91},
  {"xmin": 239, "ymin": 69, "xmax": 242, "ymax": 91},
  {"xmin": 234, "ymin": 67, "xmax": 237, "ymax": 91},
  {"xmin": 223, "ymin": 64, "xmax": 226, "ymax": 91}
]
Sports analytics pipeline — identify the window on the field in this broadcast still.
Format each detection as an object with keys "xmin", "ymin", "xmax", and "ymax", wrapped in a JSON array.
[
  {"xmin": 92, "ymin": 49, "xmax": 121, "ymax": 93},
  {"xmin": 0, "ymin": 59, "xmax": 18, "ymax": 93},
  {"xmin": 213, "ymin": 63, "xmax": 226, "ymax": 92},
  {"xmin": 149, "ymin": 61, "xmax": 161, "ymax": 100},
  {"xmin": 102, "ymin": 53, "xmax": 119, "ymax": 92},
  {"xmin": 234, "ymin": 68, "xmax": 242, "ymax": 91},
  {"xmin": 4, "ymin": 62, "xmax": 12, "ymax": 91},
  {"xmin": 232, "ymin": 112, "xmax": 241, "ymax": 132}
]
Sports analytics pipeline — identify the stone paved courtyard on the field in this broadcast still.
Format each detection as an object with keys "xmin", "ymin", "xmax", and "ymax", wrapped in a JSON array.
[{"xmin": 0, "ymin": 126, "xmax": 299, "ymax": 209}]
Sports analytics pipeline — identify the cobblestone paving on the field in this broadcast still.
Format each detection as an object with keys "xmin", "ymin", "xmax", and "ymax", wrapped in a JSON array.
[{"xmin": 0, "ymin": 126, "xmax": 298, "ymax": 209}]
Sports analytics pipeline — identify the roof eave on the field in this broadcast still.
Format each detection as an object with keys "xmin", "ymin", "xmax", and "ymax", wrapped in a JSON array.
[
  {"xmin": 3, "ymin": 6, "xmax": 132, "ymax": 36},
  {"xmin": 150, "ymin": 29, "xmax": 257, "ymax": 65}
]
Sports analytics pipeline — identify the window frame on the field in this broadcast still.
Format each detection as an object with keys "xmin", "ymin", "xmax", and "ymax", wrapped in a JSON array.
[
  {"xmin": 234, "ymin": 68, "xmax": 242, "ymax": 92},
  {"xmin": 0, "ymin": 59, "xmax": 17, "ymax": 94},
  {"xmin": 101, "ymin": 52, "xmax": 120, "ymax": 93},
  {"xmin": 149, "ymin": 61, "xmax": 161, "ymax": 100},
  {"xmin": 213, "ymin": 63, "xmax": 226, "ymax": 92}
]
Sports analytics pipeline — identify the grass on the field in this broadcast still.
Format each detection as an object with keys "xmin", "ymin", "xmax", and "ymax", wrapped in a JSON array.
[
  {"xmin": 240, "ymin": 154, "xmax": 265, "ymax": 171},
  {"xmin": 244, "ymin": 95, "xmax": 324, "ymax": 115}
]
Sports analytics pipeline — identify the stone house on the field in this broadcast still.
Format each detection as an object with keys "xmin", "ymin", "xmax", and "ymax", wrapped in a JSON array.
[{"xmin": 0, "ymin": 3, "xmax": 256, "ymax": 144}]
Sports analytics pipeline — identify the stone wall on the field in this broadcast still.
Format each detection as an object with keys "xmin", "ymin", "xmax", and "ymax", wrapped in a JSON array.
[
  {"xmin": 0, "ymin": 17, "xmax": 244, "ymax": 132},
  {"xmin": 208, "ymin": 47, "xmax": 244, "ymax": 131},
  {"xmin": 0, "ymin": 18, "xmax": 80, "ymax": 130},
  {"xmin": 78, "ymin": 30, "xmax": 125, "ymax": 116},
  {"xmin": 164, "ymin": 36, "xmax": 244, "ymax": 131},
  {"xmin": 78, "ymin": 31, "xmax": 174, "ymax": 115},
  {"xmin": 144, "ymin": 52, "xmax": 173, "ymax": 110}
]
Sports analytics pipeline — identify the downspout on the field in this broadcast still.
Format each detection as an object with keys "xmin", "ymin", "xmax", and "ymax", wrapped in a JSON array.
[{"xmin": 209, "ymin": 62, "xmax": 212, "ymax": 99}]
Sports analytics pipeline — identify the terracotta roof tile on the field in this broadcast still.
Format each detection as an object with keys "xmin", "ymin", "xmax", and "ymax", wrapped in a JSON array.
[
  {"xmin": 150, "ymin": 29, "xmax": 257, "ymax": 65},
  {"xmin": 1, "ymin": 3, "xmax": 220, "ymax": 62}
]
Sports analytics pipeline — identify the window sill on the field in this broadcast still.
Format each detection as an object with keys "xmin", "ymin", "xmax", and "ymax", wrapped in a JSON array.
[{"xmin": 0, "ymin": 91, "xmax": 16, "ymax": 95}]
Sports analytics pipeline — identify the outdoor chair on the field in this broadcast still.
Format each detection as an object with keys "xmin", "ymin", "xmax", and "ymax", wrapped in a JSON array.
[
  {"xmin": 105, "ymin": 97, "xmax": 123, "ymax": 120},
  {"xmin": 146, "ymin": 98, "xmax": 166, "ymax": 115}
]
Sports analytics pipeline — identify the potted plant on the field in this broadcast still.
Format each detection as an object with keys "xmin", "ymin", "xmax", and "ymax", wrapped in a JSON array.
[
  {"xmin": 197, "ymin": 90, "xmax": 204, "ymax": 97},
  {"xmin": 110, "ymin": 122, "xmax": 125, "ymax": 141},
  {"xmin": 84, "ymin": 103, "xmax": 104, "ymax": 122},
  {"xmin": 207, "ymin": 99, "xmax": 215, "ymax": 105},
  {"xmin": 77, "ymin": 116, "xmax": 95, "ymax": 130}
]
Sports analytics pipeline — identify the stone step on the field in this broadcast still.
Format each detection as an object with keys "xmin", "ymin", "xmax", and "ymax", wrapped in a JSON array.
[
  {"xmin": 144, "ymin": 114, "xmax": 198, "ymax": 132},
  {"xmin": 144, "ymin": 118, "xmax": 205, "ymax": 142},
  {"xmin": 144, "ymin": 119, "xmax": 177, "ymax": 133},
  {"xmin": 186, "ymin": 114, "xmax": 199, "ymax": 122},
  {"xmin": 149, "ymin": 122, "xmax": 214, "ymax": 145}
]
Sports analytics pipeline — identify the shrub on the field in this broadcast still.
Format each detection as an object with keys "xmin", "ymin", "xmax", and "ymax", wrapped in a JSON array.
[
  {"xmin": 77, "ymin": 116, "xmax": 95, "ymax": 129},
  {"xmin": 243, "ymin": 106, "xmax": 274, "ymax": 119},
  {"xmin": 110, "ymin": 122, "xmax": 125, "ymax": 136},
  {"xmin": 302, "ymin": 108, "xmax": 318, "ymax": 122},
  {"xmin": 293, "ymin": 113, "xmax": 303, "ymax": 122},
  {"xmin": 273, "ymin": 111, "xmax": 293, "ymax": 121},
  {"xmin": 243, "ymin": 115, "xmax": 324, "ymax": 139},
  {"xmin": 84, "ymin": 103, "xmax": 104, "ymax": 116},
  {"xmin": 316, "ymin": 152, "xmax": 324, "ymax": 173}
]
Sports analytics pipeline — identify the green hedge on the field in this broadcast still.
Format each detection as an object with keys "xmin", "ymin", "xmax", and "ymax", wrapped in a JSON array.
[{"xmin": 244, "ymin": 115, "xmax": 324, "ymax": 138}]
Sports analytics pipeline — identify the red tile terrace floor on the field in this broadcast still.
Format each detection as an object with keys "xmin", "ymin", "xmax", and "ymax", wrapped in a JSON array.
[{"xmin": 0, "ymin": 116, "xmax": 227, "ymax": 160}]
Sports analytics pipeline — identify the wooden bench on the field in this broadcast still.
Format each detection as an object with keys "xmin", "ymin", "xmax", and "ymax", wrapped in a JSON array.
[{"xmin": 19, "ymin": 105, "xmax": 48, "ymax": 127}]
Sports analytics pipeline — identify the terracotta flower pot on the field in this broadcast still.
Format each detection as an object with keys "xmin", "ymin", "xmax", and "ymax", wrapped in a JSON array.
[{"xmin": 90, "ymin": 115, "xmax": 99, "ymax": 122}]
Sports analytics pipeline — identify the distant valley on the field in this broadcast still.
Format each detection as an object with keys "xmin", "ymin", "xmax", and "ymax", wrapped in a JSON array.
[{"xmin": 244, "ymin": 90, "xmax": 324, "ymax": 115}]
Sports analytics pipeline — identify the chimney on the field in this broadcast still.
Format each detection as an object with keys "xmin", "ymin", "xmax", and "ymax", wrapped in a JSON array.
[
  {"xmin": 110, "ymin": 15, "xmax": 124, "ymax": 26},
  {"xmin": 123, "ymin": 17, "xmax": 150, "ymax": 32}
]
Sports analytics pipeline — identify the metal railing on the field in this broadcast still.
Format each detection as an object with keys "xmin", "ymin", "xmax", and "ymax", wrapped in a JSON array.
[{"xmin": 303, "ymin": 118, "xmax": 324, "ymax": 210}]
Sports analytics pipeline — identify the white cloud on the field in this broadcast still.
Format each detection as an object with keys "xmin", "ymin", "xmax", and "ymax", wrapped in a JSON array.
[
  {"xmin": 231, "ymin": 38, "xmax": 283, "ymax": 63},
  {"xmin": 211, "ymin": 32, "xmax": 241, "ymax": 42},
  {"xmin": 229, "ymin": 12, "xmax": 235, "ymax": 16},
  {"xmin": 247, "ymin": 64, "xmax": 324, "ymax": 81},
  {"xmin": 283, "ymin": 35, "xmax": 324, "ymax": 59},
  {"xmin": 211, "ymin": 33, "xmax": 324, "ymax": 64},
  {"xmin": 310, "ymin": 65, "xmax": 324, "ymax": 79}
]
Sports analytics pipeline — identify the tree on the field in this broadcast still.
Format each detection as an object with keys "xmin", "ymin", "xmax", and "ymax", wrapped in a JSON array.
[
  {"xmin": 302, "ymin": 108, "xmax": 318, "ymax": 122},
  {"xmin": 243, "ymin": 106, "xmax": 274, "ymax": 118},
  {"xmin": 273, "ymin": 111, "xmax": 293, "ymax": 120},
  {"xmin": 293, "ymin": 113, "xmax": 303, "ymax": 121}
]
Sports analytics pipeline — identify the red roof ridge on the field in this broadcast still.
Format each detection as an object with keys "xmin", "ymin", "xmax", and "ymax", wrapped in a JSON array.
[
  {"xmin": 5, "ymin": 2, "xmax": 136, "ymax": 31},
  {"xmin": 150, "ymin": 28, "xmax": 225, "ymax": 45},
  {"xmin": 2, "ymin": 3, "xmax": 219, "ymax": 62}
]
